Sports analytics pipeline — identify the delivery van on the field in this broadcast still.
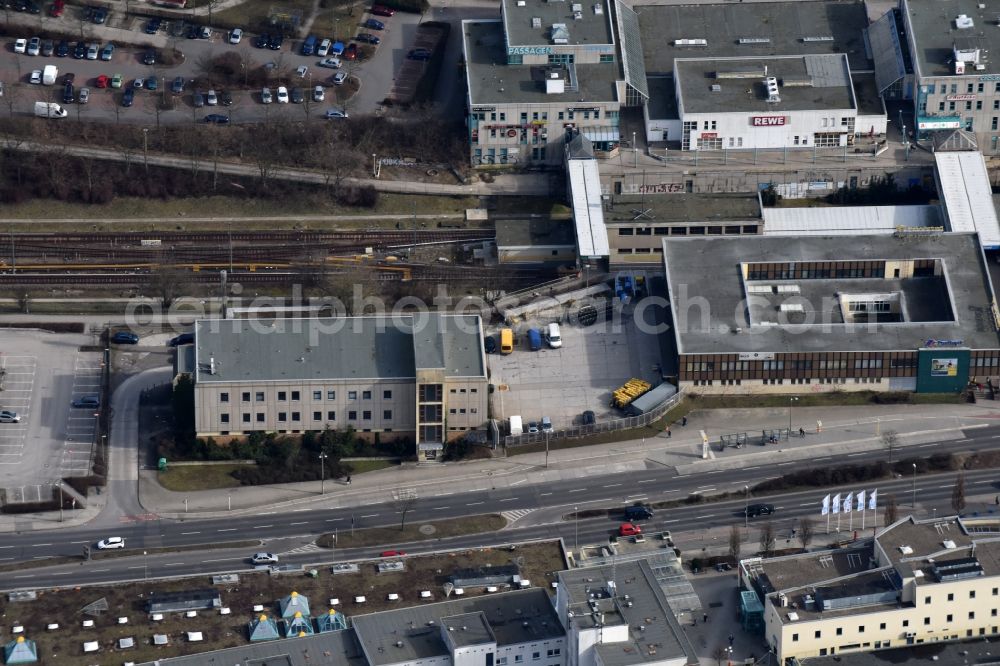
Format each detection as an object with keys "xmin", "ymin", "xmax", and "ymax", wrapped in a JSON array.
[
  {"xmin": 499, "ymin": 328, "xmax": 514, "ymax": 354},
  {"xmin": 509, "ymin": 415, "xmax": 523, "ymax": 436},
  {"xmin": 546, "ymin": 323, "xmax": 562, "ymax": 348},
  {"xmin": 34, "ymin": 101, "xmax": 67, "ymax": 118},
  {"xmin": 42, "ymin": 64, "xmax": 58, "ymax": 85},
  {"xmin": 527, "ymin": 328, "xmax": 542, "ymax": 351}
]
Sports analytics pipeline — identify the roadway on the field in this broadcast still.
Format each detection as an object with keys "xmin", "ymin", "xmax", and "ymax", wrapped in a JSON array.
[{"xmin": 2, "ymin": 424, "xmax": 998, "ymax": 590}]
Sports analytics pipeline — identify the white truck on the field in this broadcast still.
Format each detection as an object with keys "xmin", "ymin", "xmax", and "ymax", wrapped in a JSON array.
[
  {"xmin": 42, "ymin": 65, "xmax": 57, "ymax": 86},
  {"xmin": 34, "ymin": 101, "xmax": 67, "ymax": 118},
  {"xmin": 509, "ymin": 415, "xmax": 523, "ymax": 436}
]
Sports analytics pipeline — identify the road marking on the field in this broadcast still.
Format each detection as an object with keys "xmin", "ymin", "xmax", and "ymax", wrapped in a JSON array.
[
  {"xmin": 253, "ymin": 525, "xmax": 273, "ymax": 529},
  {"xmin": 91, "ymin": 568, "xmax": 109, "ymax": 572},
  {"xmin": 938, "ymin": 484, "xmax": 952, "ymax": 489},
  {"xmin": 539, "ymin": 492, "xmax": 552, "ymax": 496},
  {"xmin": 202, "ymin": 557, "xmax": 240, "ymax": 563},
  {"xmin": 705, "ymin": 470, "xmax": 724, "ymax": 474},
  {"xmin": 638, "ymin": 479, "xmax": 657, "ymax": 484},
  {"xmin": 49, "ymin": 572, "xmax": 72, "ymax": 576},
  {"xmin": 180, "ymin": 532, "xmax": 201, "ymax": 535},
  {"xmin": 466, "ymin": 501, "xmax": 485, "ymax": 506},
  {"xmin": 292, "ymin": 508, "xmax": 309, "ymax": 512},
  {"xmin": 360, "ymin": 514, "xmax": 379, "ymax": 518},
  {"xmin": 217, "ymin": 528, "xmax": 237, "ymax": 532},
  {"xmin": 69, "ymin": 540, "xmax": 89, "ymax": 544},
  {"xmin": 163, "ymin": 562, "xmax": 185, "ymax": 567},
  {"xmin": 846, "ymin": 453, "xmax": 866, "ymax": 457},
  {"xmin": 989, "ymin": 435, "xmax": 1000, "ymax": 439},
  {"xmin": 127, "ymin": 566, "xmax": 143, "ymax": 570},
  {"xmin": 799, "ymin": 502, "xmax": 814, "ymax": 507},
  {"xmin": 0, "ymin": 546, "xmax": 15, "ymax": 549},
  {"xmin": 432, "ymin": 506, "xmax": 450, "ymax": 510},
  {"xmin": 290, "ymin": 522, "xmax": 307, "ymax": 526},
  {"xmin": 972, "ymin": 480, "xmax": 994, "ymax": 485},
  {"xmin": 325, "ymin": 518, "xmax": 343, "ymax": 522},
  {"xmin": 696, "ymin": 487, "xmax": 716, "ymax": 492},
  {"xmin": 777, "ymin": 462, "xmax": 793, "ymax": 466},
  {"xmin": 257, "ymin": 511, "xmax": 277, "ymax": 515},
  {"xmin": 29, "ymin": 543, "xmax": 52, "ymax": 547},
  {"xmin": 694, "ymin": 514, "xmax": 717, "ymax": 519},
  {"xmin": 626, "ymin": 495, "xmax": 648, "ymax": 500},
  {"xmin": 662, "ymin": 519, "xmax": 680, "ymax": 524},
  {"xmin": 12, "ymin": 575, "xmax": 33, "ymax": 579},
  {"xmin": 568, "ymin": 488, "xmax": 585, "ymax": 493},
  {"xmin": 511, "ymin": 479, "xmax": 527, "ymax": 487},
  {"xmin": 603, "ymin": 483, "xmax": 622, "ymax": 488},
  {"xmin": 498, "ymin": 497, "xmax": 518, "ymax": 502},
  {"xmin": 744, "ymin": 467, "xmax": 759, "ymax": 471}
]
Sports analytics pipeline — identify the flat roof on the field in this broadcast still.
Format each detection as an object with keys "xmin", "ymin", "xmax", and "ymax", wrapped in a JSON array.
[
  {"xmin": 852, "ymin": 73, "xmax": 885, "ymax": 117},
  {"xmin": 440, "ymin": 612, "xmax": 495, "ymax": 647},
  {"xmin": 558, "ymin": 561, "xmax": 698, "ymax": 666},
  {"xmin": 876, "ymin": 517, "xmax": 973, "ymax": 567},
  {"xmin": 935, "ymin": 151, "xmax": 1000, "ymax": 249},
  {"xmin": 606, "ymin": 193, "xmax": 760, "ymax": 225},
  {"xmin": 502, "ymin": 0, "xmax": 614, "ymax": 47},
  {"xmin": 138, "ymin": 627, "xmax": 367, "ymax": 666},
  {"xmin": 464, "ymin": 20, "xmax": 621, "ymax": 105},
  {"xmin": 496, "ymin": 219, "xmax": 577, "ymax": 248},
  {"xmin": 352, "ymin": 588, "xmax": 563, "ymax": 666},
  {"xmin": 802, "ymin": 636, "xmax": 1000, "ymax": 666},
  {"xmin": 747, "ymin": 548, "xmax": 872, "ymax": 596},
  {"xmin": 662, "ymin": 233, "xmax": 1000, "ymax": 354},
  {"xmin": 903, "ymin": 0, "xmax": 1000, "ymax": 77},
  {"xmin": 645, "ymin": 76, "xmax": 677, "ymax": 121},
  {"xmin": 569, "ymin": 157, "xmax": 610, "ymax": 258},
  {"xmin": 762, "ymin": 205, "xmax": 943, "ymax": 236},
  {"xmin": 636, "ymin": 0, "xmax": 871, "ymax": 77},
  {"xmin": 676, "ymin": 55, "xmax": 855, "ymax": 114},
  {"xmin": 194, "ymin": 315, "xmax": 485, "ymax": 384}
]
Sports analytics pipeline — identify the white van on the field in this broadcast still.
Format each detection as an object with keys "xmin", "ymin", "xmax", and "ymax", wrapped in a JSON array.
[
  {"xmin": 509, "ymin": 415, "xmax": 523, "ymax": 436},
  {"xmin": 546, "ymin": 323, "xmax": 562, "ymax": 348}
]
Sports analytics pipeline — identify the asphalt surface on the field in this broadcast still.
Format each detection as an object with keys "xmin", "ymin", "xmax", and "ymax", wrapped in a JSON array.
[{"xmin": 2, "ymin": 425, "xmax": 999, "ymax": 589}]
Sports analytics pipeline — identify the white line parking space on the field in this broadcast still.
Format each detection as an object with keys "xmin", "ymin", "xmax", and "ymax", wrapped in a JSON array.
[
  {"xmin": 0, "ymin": 354, "xmax": 36, "ymax": 465},
  {"xmin": 58, "ymin": 353, "xmax": 104, "ymax": 477}
]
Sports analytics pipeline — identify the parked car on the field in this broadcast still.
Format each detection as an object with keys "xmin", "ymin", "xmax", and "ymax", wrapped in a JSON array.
[
  {"xmin": 380, "ymin": 550, "xmax": 406, "ymax": 558},
  {"xmin": 260, "ymin": 87, "xmax": 272, "ymax": 103},
  {"xmin": 72, "ymin": 395, "xmax": 100, "ymax": 408},
  {"xmin": 619, "ymin": 522, "xmax": 642, "ymax": 537},
  {"xmin": 62, "ymin": 82, "xmax": 74, "ymax": 103},
  {"xmin": 41, "ymin": 39, "xmax": 53, "ymax": 56},
  {"xmin": 13, "ymin": 39, "xmax": 27, "ymax": 54},
  {"xmin": 206, "ymin": 89, "xmax": 217, "ymax": 105},
  {"xmin": 121, "ymin": 88, "xmax": 134, "ymax": 106},
  {"xmin": 204, "ymin": 113, "xmax": 230, "ymax": 124},
  {"xmin": 168, "ymin": 332, "xmax": 194, "ymax": 346},
  {"xmin": 29, "ymin": 69, "xmax": 41, "ymax": 84},
  {"xmin": 91, "ymin": 6, "xmax": 107, "ymax": 23},
  {"xmin": 95, "ymin": 74, "xmax": 110, "ymax": 88},
  {"xmin": 186, "ymin": 24, "xmax": 200, "ymax": 39},
  {"xmin": 199, "ymin": 26, "xmax": 212, "ymax": 39},
  {"xmin": 73, "ymin": 41, "xmax": 86, "ymax": 59},
  {"xmin": 251, "ymin": 552, "xmax": 278, "ymax": 564},
  {"xmin": 624, "ymin": 504, "xmax": 653, "ymax": 521},
  {"xmin": 527, "ymin": 421, "xmax": 539, "ymax": 434},
  {"xmin": 312, "ymin": 85, "xmax": 324, "ymax": 102},
  {"xmin": 100, "ymin": 42, "xmax": 114, "ymax": 60},
  {"xmin": 78, "ymin": 86, "xmax": 89, "ymax": 103},
  {"xmin": 540, "ymin": 416, "xmax": 553, "ymax": 432},
  {"xmin": 219, "ymin": 90, "xmax": 232, "ymax": 106},
  {"xmin": 318, "ymin": 57, "xmax": 342, "ymax": 69},
  {"xmin": 276, "ymin": 85, "xmax": 288, "ymax": 103},
  {"xmin": 62, "ymin": 72, "xmax": 75, "ymax": 85},
  {"xmin": 86, "ymin": 42, "xmax": 99, "ymax": 60},
  {"xmin": 28, "ymin": 1, "xmax": 41, "ymax": 12},
  {"xmin": 27, "ymin": 37, "xmax": 40, "ymax": 56},
  {"xmin": 229, "ymin": 27, "xmax": 243, "ymax": 44},
  {"xmin": 355, "ymin": 33, "xmax": 380, "ymax": 44},
  {"xmin": 132, "ymin": 77, "xmax": 144, "ymax": 88},
  {"xmin": 331, "ymin": 40, "xmax": 345, "ymax": 55},
  {"xmin": 192, "ymin": 91, "xmax": 204, "ymax": 107},
  {"xmin": 56, "ymin": 40, "xmax": 69, "ymax": 57},
  {"xmin": 254, "ymin": 33, "xmax": 269, "ymax": 48},
  {"xmin": 745, "ymin": 503, "xmax": 775, "ymax": 518},
  {"xmin": 110, "ymin": 73, "xmax": 123, "ymax": 88},
  {"xmin": 581, "ymin": 410, "xmax": 596, "ymax": 425},
  {"xmin": 142, "ymin": 49, "xmax": 155, "ymax": 65},
  {"xmin": 0, "ymin": 410, "xmax": 21, "ymax": 423},
  {"xmin": 49, "ymin": 0, "xmax": 64, "ymax": 16},
  {"xmin": 97, "ymin": 536, "xmax": 125, "ymax": 550},
  {"xmin": 171, "ymin": 75, "xmax": 185, "ymax": 93},
  {"xmin": 407, "ymin": 48, "xmax": 431, "ymax": 61},
  {"xmin": 111, "ymin": 330, "xmax": 139, "ymax": 344},
  {"xmin": 371, "ymin": 4, "xmax": 395, "ymax": 16},
  {"xmin": 363, "ymin": 17, "xmax": 384, "ymax": 30},
  {"xmin": 268, "ymin": 33, "xmax": 283, "ymax": 50},
  {"xmin": 145, "ymin": 77, "xmax": 157, "ymax": 91},
  {"xmin": 295, "ymin": 65, "xmax": 308, "ymax": 77},
  {"xmin": 343, "ymin": 43, "xmax": 358, "ymax": 60},
  {"xmin": 332, "ymin": 71, "xmax": 348, "ymax": 85},
  {"xmin": 324, "ymin": 108, "xmax": 348, "ymax": 119},
  {"xmin": 144, "ymin": 17, "xmax": 161, "ymax": 34},
  {"xmin": 290, "ymin": 87, "xmax": 303, "ymax": 103},
  {"xmin": 317, "ymin": 38, "xmax": 332, "ymax": 56}
]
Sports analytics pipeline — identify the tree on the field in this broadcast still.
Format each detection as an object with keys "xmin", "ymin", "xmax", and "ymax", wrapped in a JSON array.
[
  {"xmin": 393, "ymin": 488, "xmax": 417, "ymax": 531},
  {"xmin": 149, "ymin": 264, "xmax": 187, "ymax": 308},
  {"xmin": 952, "ymin": 472, "xmax": 967, "ymax": 515},
  {"xmin": 881, "ymin": 429, "xmax": 899, "ymax": 466},
  {"xmin": 799, "ymin": 517, "xmax": 815, "ymax": 550},
  {"xmin": 711, "ymin": 646, "xmax": 727, "ymax": 666},
  {"xmin": 884, "ymin": 495, "xmax": 899, "ymax": 526},
  {"xmin": 759, "ymin": 520, "xmax": 775, "ymax": 557},
  {"xmin": 728, "ymin": 524, "xmax": 741, "ymax": 563}
]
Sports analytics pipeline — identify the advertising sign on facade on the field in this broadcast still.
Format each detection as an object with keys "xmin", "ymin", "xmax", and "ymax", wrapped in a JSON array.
[
  {"xmin": 946, "ymin": 94, "xmax": 976, "ymax": 101},
  {"xmin": 738, "ymin": 352, "xmax": 776, "ymax": 360},
  {"xmin": 751, "ymin": 116, "xmax": 787, "ymax": 126},
  {"xmin": 930, "ymin": 358, "xmax": 959, "ymax": 377},
  {"xmin": 507, "ymin": 46, "xmax": 552, "ymax": 55},
  {"xmin": 917, "ymin": 117, "xmax": 962, "ymax": 130}
]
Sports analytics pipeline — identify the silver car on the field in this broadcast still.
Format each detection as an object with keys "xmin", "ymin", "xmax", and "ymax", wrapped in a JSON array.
[
  {"xmin": 78, "ymin": 87, "xmax": 90, "ymax": 103},
  {"xmin": 0, "ymin": 410, "xmax": 21, "ymax": 423}
]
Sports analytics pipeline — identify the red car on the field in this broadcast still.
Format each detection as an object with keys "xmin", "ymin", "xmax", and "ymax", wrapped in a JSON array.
[
  {"xmin": 343, "ymin": 43, "xmax": 358, "ymax": 60},
  {"xmin": 48, "ymin": 0, "xmax": 63, "ymax": 16},
  {"xmin": 619, "ymin": 522, "xmax": 642, "ymax": 537},
  {"xmin": 380, "ymin": 550, "xmax": 406, "ymax": 558},
  {"xmin": 371, "ymin": 4, "xmax": 395, "ymax": 16},
  {"xmin": 95, "ymin": 74, "xmax": 110, "ymax": 89}
]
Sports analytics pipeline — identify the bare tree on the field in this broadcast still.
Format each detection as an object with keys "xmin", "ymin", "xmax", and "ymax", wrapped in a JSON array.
[
  {"xmin": 881, "ymin": 429, "xmax": 899, "ymax": 466},
  {"xmin": 149, "ymin": 265, "xmax": 187, "ymax": 308},
  {"xmin": 393, "ymin": 488, "xmax": 417, "ymax": 531},
  {"xmin": 952, "ymin": 472, "xmax": 967, "ymax": 515},
  {"xmin": 759, "ymin": 520, "xmax": 775, "ymax": 557},
  {"xmin": 884, "ymin": 495, "xmax": 899, "ymax": 526},
  {"xmin": 2, "ymin": 83, "xmax": 22, "ymax": 118},
  {"xmin": 798, "ymin": 517, "xmax": 814, "ymax": 551},
  {"xmin": 728, "ymin": 524, "xmax": 741, "ymax": 563},
  {"xmin": 711, "ymin": 647, "xmax": 727, "ymax": 666}
]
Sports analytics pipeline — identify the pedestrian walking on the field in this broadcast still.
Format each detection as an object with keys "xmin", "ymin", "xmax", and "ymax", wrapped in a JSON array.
[
  {"xmin": 799, "ymin": 427, "xmax": 805, "ymax": 437},
  {"xmin": 995, "ymin": 495, "xmax": 999, "ymax": 506},
  {"xmin": 346, "ymin": 475, "xmax": 352, "ymax": 485},
  {"xmin": 666, "ymin": 427, "xmax": 672, "ymax": 438},
  {"xmin": 681, "ymin": 416, "xmax": 688, "ymax": 426},
  {"xmin": 703, "ymin": 613, "xmax": 708, "ymax": 624}
]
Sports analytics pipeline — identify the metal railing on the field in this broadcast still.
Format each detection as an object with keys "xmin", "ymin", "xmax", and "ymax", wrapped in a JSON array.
[{"xmin": 503, "ymin": 390, "xmax": 683, "ymax": 448}]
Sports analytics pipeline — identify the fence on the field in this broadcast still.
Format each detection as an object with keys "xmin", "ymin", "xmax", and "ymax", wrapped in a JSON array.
[{"xmin": 503, "ymin": 390, "xmax": 683, "ymax": 448}]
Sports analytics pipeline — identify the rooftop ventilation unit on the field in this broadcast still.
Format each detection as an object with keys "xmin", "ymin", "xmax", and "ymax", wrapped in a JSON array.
[
  {"xmin": 545, "ymin": 70, "xmax": 565, "ymax": 94},
  {"xmin": 779, "ymin": 303, "xmax": 804, "ymax": 313},
  {"xmin": 710, "ymin": 84, "xmax": 721, "ymax": 92},
  {"xmin": 516, "ymin": 0, "xmax": 525, "ymax": 5},
  {"xmin": 776, "ymin": 285, "xmax": 800, "ymax": 294},
  {"xmin": 899, "ymin": 545, "xmax": 913, "ymax": 555},
  {"xmin": 747, "ymin": 284, "xmax": 774, "ymax": 294},
  {"xmin": 674, "ymin": 38, "xmax": 708, "ymax": 47},
  {"xmin": 593, "ymin": 3, "xmax": 602, "ymax": 13},
  {"xmin": 551, "ymin": 23, "xmax": 570, "ymax": 44},
  {"xmin": 765, "ymin": 76, "xmax": 781, "ymax": 103},
  {"xmin": 571, "ymin": 3, "xmax": 582, "ymax": 10},
  {"xmin": 802, "ymin": 35, "xmax": 834, "ymax": 42},
  {"xmin": 573, "ymin": 10, "xmax": 583, "ymax": 19},
  {"xmin": 942, "ymin": 540, "xmax": 957, "ymax": 549},
  {"xmin": 532, "ymin": 16, "xmax": 541, "ymax": 27},
  {"xmin": 738, "ymin": 37, "xmax": 770, "ymax": 44},
  {"xmin": 956, "ymin": 14, "xmax": 975, "ymax": 29}
]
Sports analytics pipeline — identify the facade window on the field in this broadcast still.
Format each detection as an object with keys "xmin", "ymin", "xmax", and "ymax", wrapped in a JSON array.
[
  {"xmin": 221, "ymin": 413, "xmax": 230, "ymax": 423},
  {"xmin": 880, "ymin": 623, "xmax": 886, "ymax": 630},
  {"xmin": 242, "ymin": 392, "xmax": 250, "ymax": 402},
  {"xmin": 327, "ymin": 390, "xmax": 336, "ymax": 400},
  {"xmin": 256, "ymin": 413, "xmax": 265, "ymax": 423},
  {"xmin": 995, "ymin": 100, "xmax": 999, "ymax": 110},
  {"xmin": 977, "ymin": 101, "xmax": 983, "ymax": 111},
  {"xmin": 948, "ymin": 593, "xmax": 955, "ymax": 601},
  {"xmin": 533, "ymin": 653, "xmax": 541, "ymax": 660},
  {"xmin": 972, "ymin": 591, "xmax": 977, "ymax": 599},
  {"xmin": 384, "ymin": 390, "xmax": 392, "ymax": 399},
  {"xmin": 291, "ymin": 391, "xmax": 300, "ymax": 400},
  {"xmin": 348, "ymin": 391, "xmax": 358, "ymax": 400},
  {"xmin": 243, "ymin": 414, "xmax": 250, "ymax": 423},
  {"xmin": 327, "ymin": 411, "xmax": 336, "ymax": 420},
  {"xmin": 255, "ymin": 392, "xmax": 265, "ymax": 402},
  {"xmin": 924, "ymin": 596, "xmax": 931, "ymax": 604},
  {"xmin": 384, "ymin": 410, "xmax": 392, "ymax": 420},
  {"xmin": 220, "ymin": 392, "xmax": 229, "ymax": 403},
  {"xmin": 313, "ymin": 391, "xmax": 322, "ymax": 400},
  {"xmin": 546, "ymin": 649, "xmax": 560, "ymax": 657},
  {"xmin": 979, "ymin": 82, "xmax": 985, "ymax": 93},
  {"xmin": 348, "ymin": 410, "xmax": 357, "ymax": 420},
  {"xmin": 814, "ymin": 631, "xmax": 821, "ymax": 639},
  {"xmin": 967, "ymin": 83, "xmax": 974, "ymax": 93},
  {"xmin": 278, "ymin": 412, "xmax": 287, "ymax": 422},
  {"xmin": 858, "ymin": 625, "xmax": 864, "ymax": 633},
  {"xmin": 836, "ymin": 628, "xmax": 843, "ymax": 636},
  {"xmin": 291, "ymin": 412, "xmax": 300, "ymax": 421},
  {"xmin": 939, "ymin": 102, "xmax": 946, "ymax": 112},
  {"xmin": 278, "ymin": 391, "xmax": 287, "ymax": 401},
  {"xmin": 362, "ymin": 390, "xmax": 372, "ymax": 400},
  {"xmin": 924, "ymin": 617, "xmax": 931, "ymax": 625},
  {"xmin": 313, "ymin": 411, "xmax": 322, "ymax": 420},
  {"xmin": 599, "ymin": 54, "xmax": 613, "ymax": 63},
  {"xmin": 363, "ymin": 410, "xmax": 372, "ymax": 420},
  {"xmin": 971, "ymin": 612, "xmax": 976, "ymax": 620},
  {"xmin": 902, "ymin": 620, "xmax": 909, "ymax": 627},
  {"xmin": 498, "ymin": 659, "xmax": 508, "ymax": 666},
  {"xmin": 792, "ymin": 634, "xmax": 799, "ymax": 642}
]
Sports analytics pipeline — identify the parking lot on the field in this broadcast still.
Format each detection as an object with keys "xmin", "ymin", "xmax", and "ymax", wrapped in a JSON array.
[
  {"xmin": 0, "ymin": 330, "xmax": 101, "ymax": 501},
  {"xmin": 486, "ymin": 302, "xmax": 664, "ymax": 431}
]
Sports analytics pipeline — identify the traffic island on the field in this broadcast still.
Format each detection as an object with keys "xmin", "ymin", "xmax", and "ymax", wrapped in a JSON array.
[{"xmin": 317, "ymin": 513, "xmax": 506, "ymax": 548}]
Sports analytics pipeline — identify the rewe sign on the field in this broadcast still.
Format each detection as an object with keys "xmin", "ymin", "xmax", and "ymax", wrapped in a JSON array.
[{"xmin": 751, "ymin": 116, "xmax": 787, "ymax": 126}]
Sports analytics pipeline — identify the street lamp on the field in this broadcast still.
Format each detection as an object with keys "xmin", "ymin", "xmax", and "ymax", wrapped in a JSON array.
[
  {"xmin": 632, "ymin": 130, "xmax": 637, "ymax": 168},
  {"xmin": 144, "ymin": 550, "xmax": 148, "ymax": 583},
  {"xmin": 788, "ymin": 396, "xmax": 799, "ymax": 433},
  {"xmin": 142, "ymin": 127, "xmax": 149, "ymax": 174},
  {"xmin": 744, "ymin": 484, "xmax": 749, "ymax": 537},
  {"xmin": 912, "ymin": 463, "xmax": 917, "ymax": 509},
  {"xmin": 55, "ymin": 482, "xmax": 63, "ymax": 522},
  {"xmin": 574, "ymin": 505, "xmax": 579, "ymax": 554},
  {"xmin": 319, "ymin": 452, "xmax": 329, "ymax": 495}
]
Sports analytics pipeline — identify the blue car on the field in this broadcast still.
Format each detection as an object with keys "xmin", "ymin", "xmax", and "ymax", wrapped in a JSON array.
[
  {"xmin": 111, "ymin": 330, "xmax": 139, "ymax": 344},
  {"xmin": 121, "ymin": 88, "xmax": 134, "ymax": 107},
  {"xmin": 363, "ymin": 18, "xmax": 384, "ymax": 30}
]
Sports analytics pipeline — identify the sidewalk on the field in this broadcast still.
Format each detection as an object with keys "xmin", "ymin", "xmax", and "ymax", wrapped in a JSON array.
[{"xmin": 136, "ymin": 401, "xmax": 1000, "ymax": 520}]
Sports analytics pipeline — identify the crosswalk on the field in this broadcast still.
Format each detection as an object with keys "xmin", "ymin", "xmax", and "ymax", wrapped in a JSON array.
[
  {"xmin": 501, "ymin": 509, "xmax": 535, "ymax": 524},
  {"xmin": 57, "ymin": 353, "xmax": 104, "ymax": 478},
  {"xmin": 283, "ymin": 543, "xmax": 324, "ymax": 556},
  {"xmin": 0, "ymin": 355, "xmax": 36, "ymax": 466}
]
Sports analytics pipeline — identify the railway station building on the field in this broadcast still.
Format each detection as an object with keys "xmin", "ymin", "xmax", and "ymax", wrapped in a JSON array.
[
  {"xmin": 661, "ymin": 232, "xmax": 1000, "ymax": 394},
  {"xmin": 187, "ymin": 314, "xmax": 488, "ymax": 458}
]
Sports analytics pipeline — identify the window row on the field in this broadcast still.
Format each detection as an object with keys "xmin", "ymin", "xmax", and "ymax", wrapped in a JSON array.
[
  {"xmin": 219, "ymin": 409, "xmax": 393, "ymax": 424},
  {"xmin": 221, "ymin": 389, "xmax": 393, "ymax": 403}
]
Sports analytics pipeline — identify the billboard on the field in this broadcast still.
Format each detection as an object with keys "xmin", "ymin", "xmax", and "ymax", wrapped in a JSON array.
[
  {"xmin": 930, "ymin": 358, "xmax": 958, "ymax": 377},
  {"xmin": 916, "ymin": 348, "xmax": 970, "ymax": 393}
]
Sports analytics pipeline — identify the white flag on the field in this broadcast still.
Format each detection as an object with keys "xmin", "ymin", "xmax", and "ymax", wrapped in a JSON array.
[
  {"xmin": 856, "ymin": 490, "xmax": 866, "ymax": 512},
  {"xmin": 832, "ymin": 493, "xmax": 841, "ymax": 514},
  {"xmin": 869, "ymin": 489, "xmax": 878, "ymax": 511},
  {"xmin": 843, "ymin": 492, "xmax": 853, "ymax": 514},
  {"xmin": 821, "ymin": 494, "xmax": 830, "ymax": 516}
]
